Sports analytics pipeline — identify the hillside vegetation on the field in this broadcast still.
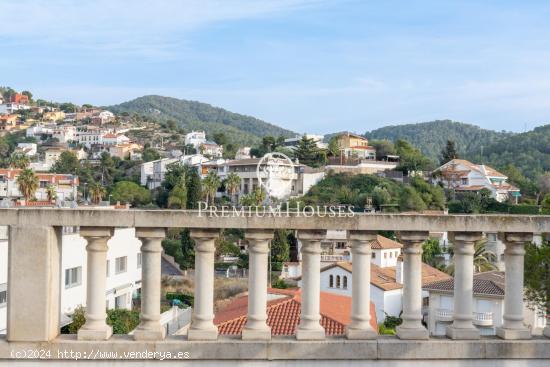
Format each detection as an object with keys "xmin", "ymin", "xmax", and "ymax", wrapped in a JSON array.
[
  {"xmin": 365, "ymin": 120, "xmax": 510, "ymax": 162},
  {"xmin": 107, "ymin": 95, "xmax": 295, "ymax": 146}
]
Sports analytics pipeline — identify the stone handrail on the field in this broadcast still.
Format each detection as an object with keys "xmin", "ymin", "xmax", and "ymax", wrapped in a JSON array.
[{"xmin": 2, "ymin": 208, "xmax": 550, "ymax": 361}]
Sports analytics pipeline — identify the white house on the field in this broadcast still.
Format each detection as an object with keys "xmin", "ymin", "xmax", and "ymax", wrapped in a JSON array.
[
  {"xmin": 0, "ymin": 225, "xmax": 143, "ymax": 333},
  {"xmin": 185, "ymin": 131, "xmax": 206, "ymax": 150},
  {"xmin": 235, "ymin": 147, "xmax": 251, "ymax": 160},
  {"xmin": 15, "ymin": 143, "xmax": 37, "ymax": 157},
  {"xmin": 103, "ymin": 133, "xmax": 130, "ymax": 146},
  {"xmin": 53, "ymin": 125, "xmax": 77, "ymax": 143},
  {"xmin": 200, "ymin": 141, "xmax": 223, "ymax": 158},
  {"xmin": 434, "ymin": 159, "xmax": 520, "ymax": 202},
  {"xmin": 0, "ymin": 169, "xmax": 79, "ymax": 202},
  {"xmin": 0, "ymin": 103, "xmax": 30, "ymax": 114},
  {"xmin": 424, "ymin": 271, "xmax": 547, "ymax": 336}
]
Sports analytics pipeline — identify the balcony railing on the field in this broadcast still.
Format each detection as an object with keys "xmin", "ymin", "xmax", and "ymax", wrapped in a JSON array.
[
  {"xmin": 473, "ymin": 312, "xmax": 494, "ymax": 326},
  {"xmin": 1, "ymin": 209, "xmax": 550, "ymax": 362},
  {"xmin": 436, "ymin": 309, "xmax": 493, "ymax": 326},
  {"xmin": 435, "ymin": 308, "xmax": 453, "ymax": 322}
]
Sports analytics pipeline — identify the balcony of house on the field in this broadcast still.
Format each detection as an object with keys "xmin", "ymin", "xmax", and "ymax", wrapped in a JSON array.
[
  {"xmin": 435, "ymin": 308, "xmax": 454, "ymax": 322},
  {"xmin": 473, "ymin": 312, "xmax": 494, "ymax": 326},
  {"xmin": 1, "ymin": 209, "xmax": 550, "ymax": 364}
]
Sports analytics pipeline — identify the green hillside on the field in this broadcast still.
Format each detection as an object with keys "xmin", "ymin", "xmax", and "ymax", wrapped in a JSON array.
[
  {"xmin": 107, "ymin": 95, "xmax": 295, "ymax": 146},
  {"xmin": 365, "ymin": 120, "xmax": 511, "ymax": 162}
]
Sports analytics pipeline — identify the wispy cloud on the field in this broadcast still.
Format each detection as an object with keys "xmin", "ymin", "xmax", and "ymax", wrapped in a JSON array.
[{"xmin": 0, "ymin": 0, "xmax": 322, "ymax": 59}]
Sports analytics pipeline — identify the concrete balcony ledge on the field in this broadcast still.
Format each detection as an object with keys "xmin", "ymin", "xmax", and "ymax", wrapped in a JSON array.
[{"xmin": 2, "ymin": 335, "xmax": 550, "ymax": 361}]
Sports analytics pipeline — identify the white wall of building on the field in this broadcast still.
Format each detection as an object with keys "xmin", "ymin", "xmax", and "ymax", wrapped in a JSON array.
[
  {"xmin": 372, "ymin": 248, "xmax": 401, "ymax": 268},
  {"xmin": 1, "ymin": 226, "xmax": 143, "ymax": 334}
]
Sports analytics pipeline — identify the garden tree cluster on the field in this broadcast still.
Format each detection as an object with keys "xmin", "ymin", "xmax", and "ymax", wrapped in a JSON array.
[
  {"xmin": 202, "ymin": 170, "xmax": 221, "ymax": 205},
  {"xmin": 110, "ymin": 181, "xmax": 151, "ymax": 206},
  {"xmin": 395, "ymin": 139, "xmax": 434, "ymax": 174},
  {"xmin": 250, "ymin": 135, "xmax": 287, "ymax": 157},
  {"xmin": 271, "ymin": 229, "xmax": 292, "ymax": 264},
  {"xmin": 65, "ymin": 306, "xmax": 140, "ymax": 335},
  {"xmin": 524, "ymin": 241, "xmax": 550, "ymax": 319},
  {"xmin": 369, "ymin": 139, "xmax": 396, "ymax": 160},
  {"xmin": 302, "ymin": 172, "xmax": 445, "ymax": 212},
  {"xmin": 239, "ymin": 187, "xmax": 266, "ymax": 206},
  {"xmin": 51, "ymin": 151, "xmax": 144, "ymax": 203},
  {"xmin": 142, "ymin": 148, "xmax": 161, "ymax": 162},
  {"xmin": 156, "ymin": 163, "xmax": 202, "ymax": 209},
  {"xmin": 421, "ymin": 238, "xmax": 443, "ymax": 268},
  {"xmin": 162, "ymin": 228, "xmax": 196, "ymax": 270},
  {"xmin": 16, "ymin": 168, "xmax": 38, "ymax": 201}
]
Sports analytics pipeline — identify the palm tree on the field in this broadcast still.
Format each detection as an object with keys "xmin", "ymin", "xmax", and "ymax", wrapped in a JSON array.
[
  {"xmin": 445, "ymin": 238, "xmax": 497, "ymax": 275},
  {"xmin": 225, "ymin": 172, "xmax": 241, "ymax": 205},
  {"xmin": 202, "ymin": 170, "xmax": 221, "ymax": 205},
  {"xmin": 16, "ymin": 169, "xmax": 38, "ymax": 203},
  {"xmin": 89, "ymin": 182, "xmax": 106, "ymax": 204},
  {"xmin": 9, "ymin": 152, "xmax": 30, "ymax": 169},
  {"xmin": 46, "ymin": 184, "xmax": 57, "ymax": 202}
]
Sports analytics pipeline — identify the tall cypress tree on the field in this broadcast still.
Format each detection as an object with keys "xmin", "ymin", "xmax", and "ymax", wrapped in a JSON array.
[
  {"xmin": 186, "ymin": 167, "xmax": 202, "ymax": 209},
  {"xmin": 440, "ymin": 140, "xmax": 459, "ymax": 165}
]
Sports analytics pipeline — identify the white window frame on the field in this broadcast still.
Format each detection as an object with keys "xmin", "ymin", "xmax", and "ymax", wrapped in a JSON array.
[
  {"xmin": 64, "ymin": 266, "xmax": 82, "ymax": 289},
  {"xmin": 115, "ymin": 256, "xmax": 127, "ymax": 274}
]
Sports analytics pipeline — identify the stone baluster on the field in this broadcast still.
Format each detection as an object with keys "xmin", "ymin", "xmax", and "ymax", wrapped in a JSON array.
[
  {"xmin": 496, "ymin": 232, "xmax": 533, "ymax": 340},
  {"xmin": 446, "ymin": 232, "xmax": 483, "ymax": 339},
  {"xmin": 242, "ymin": 229, "xmax": 274, "ymax": 340},
  {"xmin": 396, "ymin": 231, "xmax": 429, "ymax": 340},
  {"xmin": 346, "ymin": 230, "xmax": 377, "ymax": 339},
  {"xmin": 78, "ymin": 227, "xmax": 114, "ymax": 340},
  {"xmin": 134, "ymin": 228, "xmax": 166, "ymax": 341},
  {"xmin": 296, "ymin": 230, "xmax": 327, "ymax": 340},
  {"xmin": 188, "ymin": 228, "xmax": 219, "ymax": 340}
]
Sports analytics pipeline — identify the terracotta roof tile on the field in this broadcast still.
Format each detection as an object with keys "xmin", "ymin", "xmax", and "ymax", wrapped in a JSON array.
[
  {"xmin": 215, "ymin": 290, "xmax": 377, "ymax": 336},
  {"xmin": 370, "ymin": 235, "xmax": 403, "ymax": 250},
  {"xmin": 424, "ymin": 271, "xmax": 504, "ymax": 297}
]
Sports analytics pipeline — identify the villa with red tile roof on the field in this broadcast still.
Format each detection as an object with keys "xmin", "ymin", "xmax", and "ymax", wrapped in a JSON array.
[
  {"xmin": 215, "ymin": 288, "xmax": 377, "ymax": 336},
  {"xmin": 434, "ymin": 158, "xmax": 520, "ymax": 202},
  {"xmin": 0, "ymin": 168, "xmax": 79, "ymax": 202}
]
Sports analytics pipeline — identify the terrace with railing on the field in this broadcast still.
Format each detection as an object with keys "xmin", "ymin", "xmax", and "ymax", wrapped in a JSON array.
[{"xmin": 1, "ymin": 208, "xmax": 550, "ymax": 364}]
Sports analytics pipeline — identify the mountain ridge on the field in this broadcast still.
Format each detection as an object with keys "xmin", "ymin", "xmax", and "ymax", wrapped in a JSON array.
[{"xmin": 107, "ymin": 95, "xmax": 295, "ymax": 146}]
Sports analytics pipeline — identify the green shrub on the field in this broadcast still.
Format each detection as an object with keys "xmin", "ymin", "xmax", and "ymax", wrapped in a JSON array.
[
  {"xmin": 378, "ymin": 324, "xmax": 396, "ymax": 335},
  {"xmin": 106, "ymin": 309, "xmax": 140, "ymax": 334},
  {"xmin": 383, "ymin": 314, "xmax": 402, "ymax": 329},
  {"xmin": 64, "ymin": 306, "xmax": 140, "ymax": 334},
  {"xmin": 271, "ymin": 278, "xmax": 289, "ymax": 289},
  {"xmin": 271, "ymin": 262, "xmax": 283, "ymax": 272}
]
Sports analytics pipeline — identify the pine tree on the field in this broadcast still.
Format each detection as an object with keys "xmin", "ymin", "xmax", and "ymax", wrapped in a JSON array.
[
  {"xmin": 295, "ymin": 136, "xmax": 324, "ymax": 167},
  {"xmin": 440, "ymin": 140, "xmax": 459, "ymax": 165}
]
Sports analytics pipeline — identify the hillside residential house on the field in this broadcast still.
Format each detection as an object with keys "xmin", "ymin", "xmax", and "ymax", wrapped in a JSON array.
[
  {"xmin": 424, "ymin": 271, "xmax": 547, "ymax": 336},
  {"xmin": 109, "ymin": 143, "xmax": 142, "ymax": 159},
  {"xmin": 0, "ymin": 226, "xmax": 143, "ymax": 334},
  {"xmin": 77, "ymin": 127, "xmax": 108, "ymax": 148},
  {"xmin": 0, "ymin": 115, "xmax": 18, "ymax": 131},
  {"xmin": 52, "ymin": 125, "xmax": 77, "ymax": 143},
  {"xmin": 434, "ymin": 159, "xmax": 520, "ymax": 202},
  {"xmin": 45, "ymin": 147, "xmax": 87, "ymax": 167},
  {"xmin": 43, "ymin": 111, "xmax": 66, "ymax": 121},
  {"xmin": 227, "ymin": 158, "xmax": 325, "ymax": 200},
  {"xmin": 199, "ymin": 141, "xmax": 223, "ymax": 158},
  {"xmin": 9, "ymin": 93, "xmax": 29, "ymax": 104},
  {"xmin": 15, "ymin": 143, "xmax": 37, "ymax": 157},
  {"xmin": 26, "ymin": 123, "xmax": 55, "ymax": 139},
  {"xmin": 235, "ymin": 147, "xmax": 251, "ymax": 160},
  {"xmin": 334, "ymin": 132, "xmax": 376, "ymax": 160},
  {"xmin": 0, "ymin": 169, "xmax": 79, "ymax": 202},
  {"xmin": 0, "ymin": 103, "xmax": 30, "ymax": 115},
  {"xmin": 92, "ymin": 110, "xmax": 115, "ymax": 125},
  {"xmin": 311, "ymin": 260, "xmax": 451, "ymax": 323},
  {"xmin": 214, "ymin": 288, "xmax": 377, "ymax": 336},
  {"xmin": 185, "ymin": 131, "xmax": 206, "ymax": 150},
  {"xmin": 103, "ymin": 133, "xmax": 130, "ymax": 146}
]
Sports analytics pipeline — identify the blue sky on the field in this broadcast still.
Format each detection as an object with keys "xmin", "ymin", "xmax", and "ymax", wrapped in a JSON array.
[{"xmin": 2, "ymin": 0, "xmax": 550, "ymax": 134}]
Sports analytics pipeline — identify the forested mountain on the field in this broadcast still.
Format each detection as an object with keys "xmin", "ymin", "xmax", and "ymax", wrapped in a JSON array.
[
  {"xmin": 107, "ymin": 95, "xmax": 295, "ymax": 146},
  {"xmin": 365, "ymin": 120, "xmax": 510, "ymax": 162},
  {"xmin": 469, "ymin": 124, "xmax": 550, "ymax": 179}
]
